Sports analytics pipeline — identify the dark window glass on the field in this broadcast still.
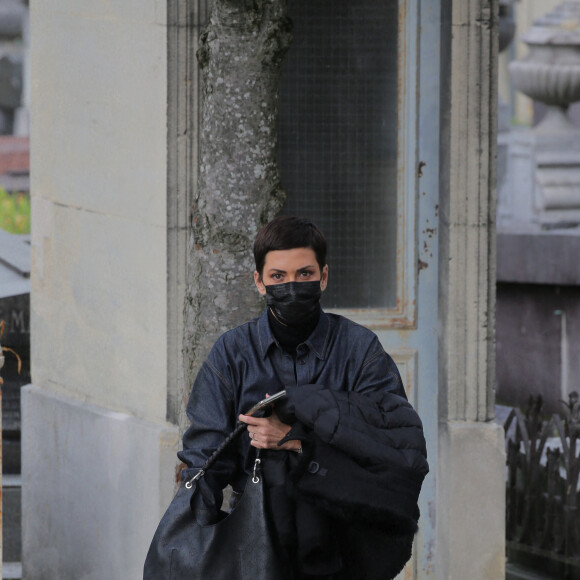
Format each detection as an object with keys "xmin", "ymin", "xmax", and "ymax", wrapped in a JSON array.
[{"xmin": 277, "ymin": 0, "xmax": 399, "ymax": 308}]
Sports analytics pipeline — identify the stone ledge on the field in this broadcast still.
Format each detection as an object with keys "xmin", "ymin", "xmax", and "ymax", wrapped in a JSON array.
[
  {"xmin": 2, "ymin": 562, "xmax": 22, "ymax": 580},
  {"xmin": 497, "ymin": 224, "xmax": 580, "ymax": 285},
  {"xmin": 22, "ymin": 384, "xmax": 179, "ymax": 580},
  {"xmin": 437, "ymin": 420, "xmax": 506, "ymax": 579},
  {"xmin": 506, "ymin": 562, "xmax": 559, "ymax": 580}
]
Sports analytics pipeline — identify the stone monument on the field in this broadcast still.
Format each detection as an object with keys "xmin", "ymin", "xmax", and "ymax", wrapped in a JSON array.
[
  {"xmin": 496, "ymin": 1, "xmax": 580, "ymax": 414},
  {"xmin": 507, "ymin": 1, "xmax": 580, "ymax": 225}
]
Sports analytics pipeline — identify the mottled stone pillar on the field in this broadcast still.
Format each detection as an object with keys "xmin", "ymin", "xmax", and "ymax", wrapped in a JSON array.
[{"xmin": 438, "ymin": 1, "xmax": 505, "ymax": 578}]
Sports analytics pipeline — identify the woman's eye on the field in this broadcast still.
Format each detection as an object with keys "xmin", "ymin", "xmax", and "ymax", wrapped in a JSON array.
[
  {"xmin": 271, "ymin": 273, "xmax": 282, "ymax": 281},
  {"xmin": 300, "ymin": 271, "xmax": 313, "ymax": 278}
]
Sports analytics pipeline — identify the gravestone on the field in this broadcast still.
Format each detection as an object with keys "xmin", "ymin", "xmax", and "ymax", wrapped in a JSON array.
[
  {"xmin": 497, "ymin": 2, "xmax": 580, "ymax": 414},
  {"xmin": 0, "ymin": 228, "xmax": 29, "ymax": 474}
]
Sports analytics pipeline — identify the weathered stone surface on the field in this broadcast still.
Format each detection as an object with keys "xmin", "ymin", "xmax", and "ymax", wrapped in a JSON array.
[
  {"xmin": 439, "ymin": 0, "xmax": 498, "ymax": 423},
  {"xmin": 30, "ymin": 1, "xmax": 169, "ymax": 420},
  {"xmin": 25, "ymin": 3, "xmax": 176, "ymax": 577},
  {"xmin": 22, "ymin": 385, "xmax": 178, "ymax": 580},
  {"xmin": 507, "ymin": 3, "xmax": 580, "ymax": 224},
  {"xmin": 31, "ymin": 200, "xmax": 168, "ymax": 421},
  {"xmin": 438, "ymin": 1, "xmax": 504, "ymax": 578},
  {"xmin": 497, "ymin": 226, "xmax": 580, "ymax": 285},
  {"xmin": 496, "ymin": 282, "xmax": 580, "ymax": 413},
  {"xmin": 30, "ymin": 2, "xmax": 167, "ymax": 227},
  {"xmin": 438, "ymin": 421, "xmax": 506, "ymax": 580}
]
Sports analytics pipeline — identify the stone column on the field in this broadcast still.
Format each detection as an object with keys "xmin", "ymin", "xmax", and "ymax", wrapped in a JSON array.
[
  {"xmin": 24, "ymin": 3, "xmax": 180, "ymax": 578},
  {"xmin": 437, "ymin": 0, "xmax": 506, "ymax": 577}
]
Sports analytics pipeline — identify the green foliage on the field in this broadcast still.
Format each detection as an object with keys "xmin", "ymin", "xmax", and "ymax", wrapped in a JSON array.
[{"xmin": 0, "ymin": 188, "xmax": 30, "ymax": 234}]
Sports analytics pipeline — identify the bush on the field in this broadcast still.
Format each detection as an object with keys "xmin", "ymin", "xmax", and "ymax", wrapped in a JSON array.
[{"xmin": 0, "ymin": 188, "xmax": 30, "ymax": 234}]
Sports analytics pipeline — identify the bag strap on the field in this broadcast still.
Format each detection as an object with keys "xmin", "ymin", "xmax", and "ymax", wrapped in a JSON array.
[{"xmin": 185, "ymin": 390, "xmax": 286, "ymax": 489}]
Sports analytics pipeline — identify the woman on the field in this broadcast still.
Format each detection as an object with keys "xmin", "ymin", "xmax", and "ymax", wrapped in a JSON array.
[{"xmin": 163, "ymin": 216, "xmax": 428, "ymax": 579}]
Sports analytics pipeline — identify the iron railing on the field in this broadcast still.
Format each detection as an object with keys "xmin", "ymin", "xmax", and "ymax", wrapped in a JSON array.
[{"xmin": 505, "ymin": 393, "xmax": 580, "ymax": 576}]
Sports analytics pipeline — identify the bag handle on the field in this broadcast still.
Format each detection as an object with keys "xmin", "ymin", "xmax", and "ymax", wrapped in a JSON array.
[{"xmin": 185, "ymin": 389, "xmax": 287, "ymax": 489}]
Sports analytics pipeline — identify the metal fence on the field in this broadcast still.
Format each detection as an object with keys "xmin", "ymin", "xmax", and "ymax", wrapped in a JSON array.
[{"xmin": 505, "ymin": 393, "xmax": 580, "ymax": 577}]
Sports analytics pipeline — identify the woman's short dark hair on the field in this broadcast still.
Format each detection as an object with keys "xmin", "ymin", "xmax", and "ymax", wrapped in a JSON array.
[{"xmin": 253, "ymin": 216, "xmax": 327, "ymax": 275}]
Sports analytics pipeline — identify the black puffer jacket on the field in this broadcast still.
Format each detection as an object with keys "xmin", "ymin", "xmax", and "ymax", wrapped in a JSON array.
[{"xmin": 273, "ymin": 383, "xmax": 429, "ymax": 579}]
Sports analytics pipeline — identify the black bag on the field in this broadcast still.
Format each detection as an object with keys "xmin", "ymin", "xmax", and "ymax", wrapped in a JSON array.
[{"xmin": 144, "ymin": 393, "xmax": 288, "ymax": 580}]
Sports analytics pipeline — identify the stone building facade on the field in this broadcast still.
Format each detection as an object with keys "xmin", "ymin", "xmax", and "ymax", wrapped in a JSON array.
[{"xmin": 23, "ymin": 1, "xmax": 504, "ymax": 579}]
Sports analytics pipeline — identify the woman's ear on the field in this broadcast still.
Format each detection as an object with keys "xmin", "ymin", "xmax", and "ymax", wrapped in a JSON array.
[
  {"xmin": 320, "ymin": 265, "xmax": 329, "ymax": 292},
  {"xmin": 254, "ymin": 271, "xmax": 266, "ymax": 296}
]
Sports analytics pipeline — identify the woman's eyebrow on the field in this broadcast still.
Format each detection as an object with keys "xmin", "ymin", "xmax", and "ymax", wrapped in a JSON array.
[{"xmin": 297, "ymin": 265, "xmax": 316, "ymax": 272}]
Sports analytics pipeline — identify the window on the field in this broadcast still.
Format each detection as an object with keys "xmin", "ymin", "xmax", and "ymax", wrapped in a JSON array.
[{"xmin": 278, "ymin": 0, "xmax": 399, "ymax": 309}]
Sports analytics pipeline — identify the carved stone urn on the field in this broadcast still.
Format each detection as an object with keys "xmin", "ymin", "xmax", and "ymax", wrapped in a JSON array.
[
  {"xmin": 509, "ymin": 3, "xmax": 580, "ymax": 134},
  {"xmin": 508, "ymin": 2, "xmax": 580, "ymax": 224}
]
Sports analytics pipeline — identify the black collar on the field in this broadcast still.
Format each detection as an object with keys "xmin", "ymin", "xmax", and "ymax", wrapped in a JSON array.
[{"xmin": 258, "ymin": 308, "xmax": 331, "ymax": 360}]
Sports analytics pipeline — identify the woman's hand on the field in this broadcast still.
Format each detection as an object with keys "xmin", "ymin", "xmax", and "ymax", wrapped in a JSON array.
[{"xmin": 238, "ymin": 409, "xmax": 301, "ymax": 452}]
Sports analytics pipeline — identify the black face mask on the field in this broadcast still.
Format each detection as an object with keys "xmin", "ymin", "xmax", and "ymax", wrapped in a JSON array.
[{"xmin": 265, "ymin": 280, "xmax": 322, "ymax": 327}]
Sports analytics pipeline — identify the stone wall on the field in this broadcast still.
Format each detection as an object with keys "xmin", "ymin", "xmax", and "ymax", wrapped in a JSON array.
[
  {"xmin": 29, "ymin": 1, "xmax": 168, "ymax": 421},
  {"xmin": 496, "ymin": 227, "xmax": 580, "ymax": 413},
  {"xmin": 24, "ymin": 2, "xmax": 179, "ymax": 577},
  {"xmin": 23, "ymin": 2, "xmax": 506, "ymax": 579}
]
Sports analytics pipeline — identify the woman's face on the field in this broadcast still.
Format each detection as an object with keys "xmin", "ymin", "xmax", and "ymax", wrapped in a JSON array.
[{"xmin": 254, "ymin": 247, "xmax": 328, "ymax": 296}]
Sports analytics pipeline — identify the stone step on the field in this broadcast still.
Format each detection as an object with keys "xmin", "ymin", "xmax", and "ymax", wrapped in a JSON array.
[
  {"xmin": 2, "ymin": 475, "xmax": 21, "ymax": 565},
  {"xmin": 2, "ymin": 562, "xmax": 21, "ymax": 580},
  {"xmin": 506, "ymin": 562, "xmax": 562, "ymax": 580}
]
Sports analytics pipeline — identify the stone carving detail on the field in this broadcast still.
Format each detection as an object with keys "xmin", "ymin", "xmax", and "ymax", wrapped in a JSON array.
[
  {"xmin": 510, "ymin": 24, "xmax": 580, "ymax": 133},
  {"xmin": 508, "ymin": 2, "xmax": 580, "ymax": 223}
]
